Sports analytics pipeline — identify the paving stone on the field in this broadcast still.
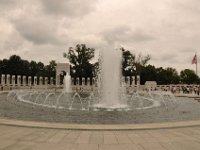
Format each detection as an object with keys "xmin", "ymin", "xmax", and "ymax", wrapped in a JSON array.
[
  {"xmin": 61, "ymin": 131, "xmax": 80, "ymax": 144},
  {"xmin": 76, "ymin": 144, "xmax": 98, "ymax": 150},
  {"xmin": 99, "ymin": 144, "xmax": 144, "ymax": 150},
  {"xmin": 115, "ymin": 131, "xmax": 133, "ymax": 144},
  {"xmin": 48, "ymin": 130, "xmax": 69, "ymax": 143},
  {"xmin": 76, "ymin": 131, "xmax": 91, "ymax": 144},
  {"xmin": 30, "ymin": 143, "xmax": 77, "ymax": 150},
  {"xmin": 139, "ymin": 142, "xmax": 167, "ymax": 150},
  {"xmin": 103, "ymin": 132, "xmax": 118, "ymax": 144},
  {"xmin": 89, "ymin": 131, "xmax": 103, "ymax": 144},
  {"xmin": 0, "ymin": 124, "xmax": 200, "ymax": 150}
]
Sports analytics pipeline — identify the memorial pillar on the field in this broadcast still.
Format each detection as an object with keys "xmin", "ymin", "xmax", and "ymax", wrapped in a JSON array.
[
  {"xmin": 34, "ymin": 76, "xmax": 37, "ymax": 86},
  {"xmin": 82, "ymin": 77, "xmax": 85, "ymax": 86},
  {"xmin": 76, "ymin": 78, "xmax": 79, "ymax": 85},
  {"xmin": 50, "ymin": 77, "xmax": 54, "ymax": 85},
  {"xmin": 127, "ymin": 76, "xmax": 130, "ymax": 86},
  {"xmin": 71, "ymin": 77, "xmax": 74, "ymax": 85},
  {"xmin": 132, "ymin": 76, "xmax": 135, "ymax": 86},
  {"xmin": 136, "ymin": 75, "xmax": 140, "ymax": 86},
  {"xmin": 28, "ymin": 76, "xmax": 32, "ymax": 86},
  {"xmin": 23, "ymin": 76, "xmax": 27, "ymax": 86},
  {"xmin": 92, "ymin": 77, "xmax": 96, "ymax": 86},
  {"xmin": 1, "ymin": 74, "xmax": 5, "ymax": 86},
  {"xmin": 45, "ymin": 77, "xmax": 48, "ymax": 85},
  {"xmin": 17, "ymin": 75, "xmax": 21, "ymax": 86},
  {"xmin": 7, "ymin": 74, "xmax": 10, "ymax": 86},
  {"xmin": 12, "ymin": 76, "xmax": 15, "ymax": 86},
  {"xmin": 39, "ymin": 76, "xmax": 43, "ymax": 85},
  {"xmin": 56, "ymin": 75, "xmax": 60, "ymax": 86}
]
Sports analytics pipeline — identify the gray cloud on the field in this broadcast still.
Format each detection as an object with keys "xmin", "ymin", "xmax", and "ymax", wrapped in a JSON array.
[
  {"xmin": 101, "ymin": 26, "xmax": 155, "ymax": 44},
  {"xmin": 0, "ymin": 0, "xmax": 16, "ymax": 9},
  {"xmin": 0, "ymin": 0, "xmax": 200, "ymax": 73},
  {"xmin": 13, "ymin": 16, "xmax": 64, "ymax": 45},
  {"xmin": 40, "ymin": 0, "xmax": 98, "ymax": 17},
  {"xmin": 179, "ymin": 48, "xmax": 196, "ymax": 53},
  {"xmin": 3, "ymin": 33, "xmax": 23, "ymax": 51},
  {"xmin": 174, "ymin": 0, "xmax": 200, "ymax": 14}
]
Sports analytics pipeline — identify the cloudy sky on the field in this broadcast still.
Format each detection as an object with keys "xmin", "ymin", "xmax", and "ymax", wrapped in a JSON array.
[{"xmin": 0, "ymin": 0, "xmax": 200, "ymax": 73}]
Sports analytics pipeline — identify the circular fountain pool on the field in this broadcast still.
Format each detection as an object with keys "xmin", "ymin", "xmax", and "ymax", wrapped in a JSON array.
[
  {"xmin": 1, "ymin": 90, "xmax": 200, "ymax": 124},
  {"xmin": 7, "ymin": 90, "xmax": 176, "ymax": 111}
]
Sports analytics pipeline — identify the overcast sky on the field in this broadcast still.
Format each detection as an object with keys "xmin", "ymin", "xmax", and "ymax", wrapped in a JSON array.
[{"xmin": 0, "ymin": 0, "xmax": 200, "ymax": 73}]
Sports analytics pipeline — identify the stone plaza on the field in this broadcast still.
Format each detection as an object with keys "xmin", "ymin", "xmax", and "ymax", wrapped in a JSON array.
[{"xmin": 0, "ymin": 118, "xmax": 200, "ymax": 150}]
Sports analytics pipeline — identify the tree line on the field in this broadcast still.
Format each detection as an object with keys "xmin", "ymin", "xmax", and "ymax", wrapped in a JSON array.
[
  {"xmin": 0, "ymin": 44, "xmax": 199, "ymax": 85},
  {"xmin": 0, "ymin": 55, "xmax": 56, "ymax": 78}
]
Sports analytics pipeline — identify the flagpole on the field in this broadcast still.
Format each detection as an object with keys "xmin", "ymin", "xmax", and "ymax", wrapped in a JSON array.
[{"xmin": 196, "ymin": 52, "xmax": 198, "ymax": 75}]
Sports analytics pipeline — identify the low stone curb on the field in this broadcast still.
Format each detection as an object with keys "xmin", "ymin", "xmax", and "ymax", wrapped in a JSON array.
[{"xmin": 0, "ymin": 117, "xmax": 200, "ymax": 131}]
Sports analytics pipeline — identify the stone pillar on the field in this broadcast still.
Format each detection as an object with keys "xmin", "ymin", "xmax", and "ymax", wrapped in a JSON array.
[
  {"xmin": 50, "ymin": 77, "xmax": 54, "ymax": 85},
  {"xmin": 45, "ymin": 77, "xmax": 48, "ymax": 85},
  {"xmin": 132, "ymin": 76, "xmax": 135, "ymax": 85},
  {"xmin": 92, "ymin": 77, "xmax": 95, "ymax": 86},
  {"xmin": 136, "ymin": 75, "xmax": 140, "ymax": 86},
  {"xmin": 17, "ymin": 75, "xmax": 21, "ymax": 86},
  {"xmin": 76, "ymin": 78, "xmax": 79, "ymax": 85},
  {"xmin": 39, "ymin": 76, "xmax": 43, "ymax": 85},
  {"xmin": 34, "ymin": 76, "xmax": 37, "ymax": 86},
  {"xmin": 127, "ymin": 76, "xmax": 130, "ymax": 86},
  {"xmin": 71, "ymin": 77, "xmax": 74, "ymax": 85},
  {"xmin": 56, "ymin": 75, "xmax": 60, "ymax": 86},
  {"xmin": 121, "ymin": 76, "xmax": 125, "ymax": 83},
  {"xmin": 7, "ymin": 74, "xmax": 10, "ymax": 86},
  {"xmin": 85, "ymin": 77, "xmax": 88, "ymax": 86},
  {"xmin": 23, "ymin": 76, "xmax": 27, "ymax": 86},
  {"xmin": 12, "ymin": 76, "xmax": 15, "ymax": 86},
  {"xmin": 82, "ymin": 78, "xmax": 85, "ymax": 86},
  {"xmin": 1, "ymin": 74, "xmax": 5, "ymax": 86},
  {"xmin": 28, "ymin": 76, "xmax": 32, "ymax": 86}
]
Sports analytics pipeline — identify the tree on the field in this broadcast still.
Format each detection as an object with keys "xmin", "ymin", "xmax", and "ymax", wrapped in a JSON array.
[
  {"xmin": 165, "ymin": 67, "xmax": 180, "ymax": 84},
  {"xmin": 45, "ymin": 60, "xmax": 57, "ymax": 78},
  {"xmin": 180, "ymin": 69, "xmax": 200, "ymax": 84},
  {"xmin": 121, "ymin": 48, "xmax": 151, "ymax": 78},
  {"xmin": 29, "ymin": 61, "xmax": 38, "ymax": 76},
  {"xmin": 140, "ymin": 65, "xmax": 157, "ymax": 84},
  {"xmin": 135, "ymin": 53, "xmax": 151, "ymax": 76},
  {"xmin": 7, "ymin": 55, "xmax": 23, "ymax": 75},
  {"xmin": 64, "ymin": 44, "xmax": 95, "ymax": 77},
  {"xmin": 121, "ymin": 48, "xmax": 135, "ymax": 76}
]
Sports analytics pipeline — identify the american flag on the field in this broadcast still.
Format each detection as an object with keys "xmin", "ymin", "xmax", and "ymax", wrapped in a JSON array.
[{"xmin": 192, "ymin": 53, "xmax": 197, "ymax": 64}]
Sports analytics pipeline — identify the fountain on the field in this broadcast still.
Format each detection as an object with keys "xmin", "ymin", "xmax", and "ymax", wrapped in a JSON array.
[
  {"xmin": 2, "ymin": 47, "xmax": 200, "ymax": 124},
  {"xmin": 63, "ymin": 73, "xmax": 71, "ymax": 93},
  {"xmin": 6, "ymin": 47, "xmax": 177, "ymax": 112},
  {"xmin": 95, "ymin": 47, "xmax": 128, "ymax": 109}
]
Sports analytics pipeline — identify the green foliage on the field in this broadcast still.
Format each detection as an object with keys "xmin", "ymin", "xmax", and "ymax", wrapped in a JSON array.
[
  {"xmin": 180, "ymin": 69, "xmax": 200, "ymax": 84},
  {"xmin": 121, "ymin": 48, "xmax": 135, "ymax": 76},
  {"xmin": 0, "ymin": 55, "xmax": 56, "ymax": 78},
  {"xmin": 155, "ymin": 67, "xmax": 180, "ymax": 85},
  {"xmin": 121, "ymin": 48, "xmax": 151, "ymax": 76},
  {"xmin": 140, "ymin": 65, "xmax": 157, "ymax": 84},
  {"xmin": 141, "ymin": 66, "xmax": 181, "ymax": 85},
  {"xmin": 64, "ymin": 44, "xmax": 95, "ymax": 77}
]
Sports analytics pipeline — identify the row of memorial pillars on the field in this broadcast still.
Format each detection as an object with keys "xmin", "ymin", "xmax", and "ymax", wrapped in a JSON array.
[
  {"xmin": 122, "ymin": 75, "xmax": 140, "ymax": 86},
  {"xmin": 58, "ymin": 75, "xmax": 140, "ymax": 86},
  {"xmin": 0, "ymin": 74, "xmax": 54, "ymax": 86},
  {"xmin": 71, "ymin": 77, "xmax": 96, "ymax": 86}
]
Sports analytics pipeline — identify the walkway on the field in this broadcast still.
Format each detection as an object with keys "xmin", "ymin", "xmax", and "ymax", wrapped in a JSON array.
[{"xmin": 0, "ymin": 119, "xmax": 200, "ymax": 149}]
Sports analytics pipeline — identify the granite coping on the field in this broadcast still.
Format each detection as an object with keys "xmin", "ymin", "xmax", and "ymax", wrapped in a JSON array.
[{"xmin": 0, "ymin": 117, "xmax": 200, "ymax": 131}]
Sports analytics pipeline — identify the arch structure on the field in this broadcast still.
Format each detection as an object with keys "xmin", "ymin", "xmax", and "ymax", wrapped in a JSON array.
[{"xmin": 56, "ymin": 63, "xmax": 70, "ymax": 85}]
